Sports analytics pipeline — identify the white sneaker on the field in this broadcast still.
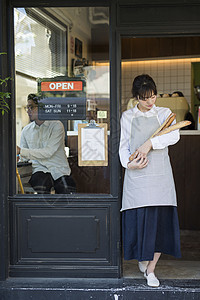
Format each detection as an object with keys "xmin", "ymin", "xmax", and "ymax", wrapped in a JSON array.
[
  {"xmin": 144, "ymin": 270, "xmax": 160, "ymax": 287},
  {"xmin": 138, "ymin": 261, "xmax": 149, "ymax": 273}
]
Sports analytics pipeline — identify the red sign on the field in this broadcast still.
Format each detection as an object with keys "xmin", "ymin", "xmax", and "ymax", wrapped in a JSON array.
[{"xmin": 41, "ymin": 81, "xmax": 83, "ymax": 92}]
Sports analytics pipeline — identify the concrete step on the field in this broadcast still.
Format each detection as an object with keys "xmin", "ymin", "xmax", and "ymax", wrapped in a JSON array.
[{"xmin": 0, "ymin": 278, "xmax": 200, "ymax": 299}]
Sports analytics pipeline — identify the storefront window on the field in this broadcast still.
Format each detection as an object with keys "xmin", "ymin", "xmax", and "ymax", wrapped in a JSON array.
[{"xmin": 15, "ymin": 7, "xmax": 110, "ymax": 195}]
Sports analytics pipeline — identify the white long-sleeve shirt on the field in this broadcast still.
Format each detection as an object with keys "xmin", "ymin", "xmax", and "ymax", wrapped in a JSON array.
[
  {"xmin": 119, "ymin": 105, "xmax": 180, "ymax": 168},
  {"xmin": 20, "ymin": 120, "xmax": 71, "ymax": 180}
]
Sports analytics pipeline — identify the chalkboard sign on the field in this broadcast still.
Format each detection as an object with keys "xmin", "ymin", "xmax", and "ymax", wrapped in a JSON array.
[{"xmin": 37, "ymin": 77, "xmax": 86, "ymax": 120}]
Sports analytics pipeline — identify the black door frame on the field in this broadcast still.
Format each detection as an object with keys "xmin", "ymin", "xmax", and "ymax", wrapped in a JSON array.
[
  {"xmin": 2, "ymin": 0, "xmax": 200, "ymax": 281},
  {"xmin": 6, "ymin": 0, "xmax": 123, "ymax": 279}
]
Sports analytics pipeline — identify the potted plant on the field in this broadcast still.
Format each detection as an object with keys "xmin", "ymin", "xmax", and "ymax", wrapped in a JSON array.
[{"xmin": 0, "ymin": 53, "xmax": 11, "ymax": 115}]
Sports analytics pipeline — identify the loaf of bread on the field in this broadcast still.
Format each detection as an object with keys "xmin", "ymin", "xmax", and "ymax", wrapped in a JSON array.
[
  {"xmin": 162, "ymin": 114, "xmax": 176, "ymax": 130},
  {"xmin": 129, "ymin": 119, "xmax": 191, "ymax": 162},
  {"xmin": 155, "ymin": 120, "xmax": 191, "ymax": 136},
  {"xmin": 150, "ymin": 113, "xmax": 176, "ymax": 138}
]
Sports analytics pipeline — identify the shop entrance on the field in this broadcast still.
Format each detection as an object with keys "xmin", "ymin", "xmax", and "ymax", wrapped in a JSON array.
[
  {"xmin": 10, "ymin": 6, "xmax": 121, "ymax": 279},
  {"xmin": 120, "ymin": 36, "xmax": 200, "ymax": 280}
]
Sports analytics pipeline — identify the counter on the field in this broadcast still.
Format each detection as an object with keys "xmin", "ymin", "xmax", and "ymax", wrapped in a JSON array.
[
  {"xmin": 67, "ymin": 130, "xmax": 200, "ymax": 136},
  {"xmin": 180, "ymin": 130, "xmax": 200, "ymax": 135}
]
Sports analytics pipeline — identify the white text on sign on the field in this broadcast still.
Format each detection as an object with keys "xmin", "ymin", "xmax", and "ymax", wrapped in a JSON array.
[{"xmin": 49, "ymin": 82, "xmax": 74, "ymax": 90}]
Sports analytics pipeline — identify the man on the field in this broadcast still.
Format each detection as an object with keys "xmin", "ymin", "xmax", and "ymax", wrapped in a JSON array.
[{"xmin": 17, "ymin": 93, "xmax": 76, "ymax": 194}]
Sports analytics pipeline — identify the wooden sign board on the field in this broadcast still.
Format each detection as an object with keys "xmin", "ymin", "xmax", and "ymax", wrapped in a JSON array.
[{"xmin": 78, "ymin": 123, "xmax": 108, "ymax": 166}]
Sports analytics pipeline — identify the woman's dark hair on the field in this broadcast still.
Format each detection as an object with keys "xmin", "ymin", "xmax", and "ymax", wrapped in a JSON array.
[
  {"xmin": 131, "ymin": 74, "xmax": 157, "ymax": 100},
  {"xmin": 27, "ymin": 93, "xmax": 39, "ymax": 104}
]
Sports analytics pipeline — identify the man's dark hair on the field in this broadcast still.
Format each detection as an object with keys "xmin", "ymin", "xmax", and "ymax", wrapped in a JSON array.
[
  {"xmin": 27, "ymin": 93, "xmax": 39, "ymax": 104},
  {"xmin": 131, "ymin": 74, "xmax": 157, "ymax": 100}
]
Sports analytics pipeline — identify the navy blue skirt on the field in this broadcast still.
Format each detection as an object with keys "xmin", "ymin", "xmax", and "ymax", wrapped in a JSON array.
[{"xmin": 122, "ymin": 206, "xmax": 181, "ymax": 261}]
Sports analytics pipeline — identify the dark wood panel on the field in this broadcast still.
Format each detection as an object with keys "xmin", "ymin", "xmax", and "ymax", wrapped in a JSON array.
[
  {"xmin": 28, "ymin": 215, "xmax": 100, "ymax": 253},
  {"xmin": 169, "ymin": 137, "xmax": 186, "ymax": 229},
  {"xmin": 9, "ymin": 197, "xmax": 120, "ymax": 277},
  {"xmin": 147, "ymin": 38, "xmax": 160, "ymax": 58},
  {"xmin": 122, "ymin": 37, "xmax": 200, "ymax": 60},
  {"xmin": 169, "ymin": 134, "xmax": 200, "ymax": 230},
  {"xmin": 185, "ymin": 136, "xmax": 200, "ymax": 229},
  {"xmin": 13, "ymin": 204, "xmax": 110, "ymax": 262},
  {"xmin": 186, "ymin": 36, "xmax": 200, "ymax": 55},
  {"xmin": 172, "ymin": 38, "xmax": 186, "ymax": 56},
  {"xmin": 121, "ymin": 38, "xmax": 132, "ymax": 60},
  {"xmin": 159, "ymin": 38, "xmax": 173, "ymax": 57},
  {"xmin": 131, "ymin": 38, "xmax": 147, "ymax": 59}
]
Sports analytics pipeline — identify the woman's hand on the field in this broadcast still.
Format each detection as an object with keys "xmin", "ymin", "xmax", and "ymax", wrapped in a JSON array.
[
  {"xmin": 134, "ymin": 139, "xmax": 152, "ymax": 157},
  {"xmin": 127, "ymin": 153, "xmax": 149, "ymax": 169}
]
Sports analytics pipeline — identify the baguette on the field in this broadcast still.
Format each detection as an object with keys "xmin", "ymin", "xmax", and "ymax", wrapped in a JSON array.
[
  {"xmin": 129, "ymin": 119, "xmax": 191, "ymax": 162},
  {"xmin": 129, "ymin": 151, "xmax": 137, "ymax": 161},
  {"xmin": 150, "ymin": 113, "xmax": 175, "ymax": 138},
  {"xmin": 155, "ymin": 120, "xmax": 191, "ymax": 136},
  {"xmin": 162, "ymin": 113, "xmax": 176, "ymax": 130},
  {"xmin": 129, "ymin": 112, "xmax": 176, "ymax": 161}
]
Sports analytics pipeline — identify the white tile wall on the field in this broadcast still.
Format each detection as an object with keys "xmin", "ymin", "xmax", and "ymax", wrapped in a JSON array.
[{"xmin": 121, "ymin": 57, "xmax": 200, "ymax": 111}]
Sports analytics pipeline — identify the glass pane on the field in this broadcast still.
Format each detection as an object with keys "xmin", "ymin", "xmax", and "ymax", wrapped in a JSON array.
[{"xmin": 15, "ymin": 7, "xmax": 110, "ymax": 195}]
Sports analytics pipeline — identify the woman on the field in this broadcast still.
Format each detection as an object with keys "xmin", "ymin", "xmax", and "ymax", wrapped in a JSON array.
[{"xmin": 119, "ymin": 74, "xmax": 181, "ymax": 287}]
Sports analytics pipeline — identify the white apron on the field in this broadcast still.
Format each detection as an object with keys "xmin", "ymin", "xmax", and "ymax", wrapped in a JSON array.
[{"xmin": 121, "ymin": 111, "xmax": 177, "ymax": 211}]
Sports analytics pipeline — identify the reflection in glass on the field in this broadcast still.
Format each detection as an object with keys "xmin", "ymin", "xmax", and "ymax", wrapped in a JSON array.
[{"xmin": 15, "ymin": 7, "xmax": 110, "ymax": 194}]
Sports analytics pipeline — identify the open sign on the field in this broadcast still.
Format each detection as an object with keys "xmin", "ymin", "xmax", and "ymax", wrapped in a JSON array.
[
  {"xmin": 38, "ymin": 77, "xmax": 86, "ymax": 120},
  {"xmin": 41, "ymin": 81, "xmax": 83, "ymax": 92}
]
